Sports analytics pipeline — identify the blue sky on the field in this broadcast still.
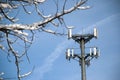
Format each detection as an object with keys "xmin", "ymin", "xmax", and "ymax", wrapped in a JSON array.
[{"xmin": 0, "ymin": 0, "xmax": 120, "ymax": 80}]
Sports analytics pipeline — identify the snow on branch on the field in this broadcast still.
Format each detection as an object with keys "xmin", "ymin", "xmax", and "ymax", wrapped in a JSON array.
[
  {"xmin": 77, "ymin": 6, "xmax": 91, "ymax": 10},
  {"xmin": 0, "ymin": 0, "xmax": 89, "ymax": 80},
  {"xmin": 19, "ymin": 71, "xmax": 32, "ymax": 78},
  {"xmin": 0, "ymin": 0, "xmax": 87, "ymax": 30},
  {"xmin": 0, "ymin": 3, "xmax": 12, "ymax": 9},
  {"xmin": 0, "ymin": 24, "xmax": 39, "ymax": 30}
]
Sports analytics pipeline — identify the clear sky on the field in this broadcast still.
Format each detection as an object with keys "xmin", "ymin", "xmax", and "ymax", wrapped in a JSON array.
[{"xmin": 0, "ymin": 0, "xmax": 120, "ymax": 80}]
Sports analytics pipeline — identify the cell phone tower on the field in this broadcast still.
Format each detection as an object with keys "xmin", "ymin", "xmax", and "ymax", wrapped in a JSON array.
[{"xmin": 66, "ymin": 27, "xmax": 100, "ymax": 80}]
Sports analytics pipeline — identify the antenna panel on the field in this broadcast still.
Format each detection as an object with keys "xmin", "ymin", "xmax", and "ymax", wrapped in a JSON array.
[
  {"xmin": 94, "ymin": 28, "xmax": 98, "ymax": 38},
  {"xmin": 68, "ymin": 28, "xmax": 72, "ymax": 39},
  {"xmin": 93, "ymin": 47, "xmax": 97, "ymax": 56}
]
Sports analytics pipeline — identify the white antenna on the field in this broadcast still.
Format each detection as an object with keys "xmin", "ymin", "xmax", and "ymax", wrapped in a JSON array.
[
  {"xmin": 71, "ymin": 49, "xmax": 74, "ymax": 57},
  {"xmin": 93, "ymin": 28, "xmax": 98, "ymax": 39},
  {"xmin": 66, "ymin": 49, "xmax": 71, "ymax": 60},
  {"xmin": 68, "ymin": 26, "xmax": 74, "ymax": 39},
  {"xmin": 93, "ymin": 47, "xmax": 97, "ymax": 56},
  {"xmin": 67, "ymin": 49, "xmax": 71, "ymax": 57}
]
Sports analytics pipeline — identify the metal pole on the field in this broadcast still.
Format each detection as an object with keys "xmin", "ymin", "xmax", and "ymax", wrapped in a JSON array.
[{"xmin": 80, "ymin": 38, "xmax": 86, "ymax": 80}]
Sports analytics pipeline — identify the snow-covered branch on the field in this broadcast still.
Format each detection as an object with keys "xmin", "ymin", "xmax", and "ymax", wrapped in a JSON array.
[
  {"xmin": 0, "ymin": 0, "xmax": 89, "ymax": 80},
  {"xmin": 77, "ymin": 6, "xmax": 91, "ymax": 10},
  {"xmin": 19, "ymin": 71, "xmax": 32, "ymax": 78}
]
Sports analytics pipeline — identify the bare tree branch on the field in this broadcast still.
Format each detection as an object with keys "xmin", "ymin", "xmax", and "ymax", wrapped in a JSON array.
[{"xmin": 0, "ymin": 0, "xmax": 89, "ymax": 80}]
